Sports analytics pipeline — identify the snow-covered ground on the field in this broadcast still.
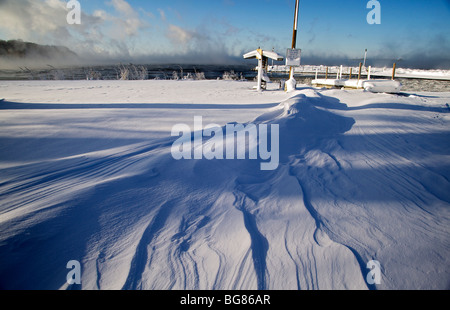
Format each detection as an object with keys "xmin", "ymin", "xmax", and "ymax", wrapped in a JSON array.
[{"xmin": 0, "ymin": 80, "xmax": 449, "ymax": 290}]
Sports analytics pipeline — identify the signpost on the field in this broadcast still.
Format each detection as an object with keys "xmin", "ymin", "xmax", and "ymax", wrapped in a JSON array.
[
  {"xmin": 289, "ymin": 0, "xmax": 300, "ymax": 80},
  {"xmin": 286, "ymin": 48, "xmax": 301, "ymax": 67}
]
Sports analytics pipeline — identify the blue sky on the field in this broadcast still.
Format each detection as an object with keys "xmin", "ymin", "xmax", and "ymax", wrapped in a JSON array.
[{"xmin": 1, "ymin": 0, "xmax": 449, "ymax": 68}]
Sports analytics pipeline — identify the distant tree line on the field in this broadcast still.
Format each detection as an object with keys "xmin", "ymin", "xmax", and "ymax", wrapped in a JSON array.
[{"xmin": 0, "ymin": 39, "xmax": 77, "ymax": 60}]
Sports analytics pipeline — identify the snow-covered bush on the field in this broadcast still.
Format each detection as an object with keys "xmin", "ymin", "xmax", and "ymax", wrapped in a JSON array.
[
  {"xmin": 117, "ymin": 65, "xmax": 129, "ymax": 80},
  {"xmin": 184, "ymin": 72, "xmax": 194, "ymax": 80},
  {"xmin": 222, "ymin": 70, "xmax": 244, "ymax": 81},
  {"xmin": 222, "ymin": 70, "xmax": 238, "ymax": 80},
  {"xmin": 132, "ymin": 64, "xmax": 148, "ymax": 80},
  {"xmin": 195, "ymin": 71, "xmax": 206, "ymax": 80},
  {"xmin": 172, "ymin": 71, "xmax": 180, "ymax": 80},
  {"xmin": 116, "ymin": 64, "xmax": 148, "ymax": 80},
  {"xmin": 85, "ymin": 68, "xmax": 102, "ymax": 80}
]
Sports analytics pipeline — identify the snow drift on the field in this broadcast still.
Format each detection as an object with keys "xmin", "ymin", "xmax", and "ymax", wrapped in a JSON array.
[{"xmin": 0, "ymin": 80, "xmax": 449, "ymax": 290}]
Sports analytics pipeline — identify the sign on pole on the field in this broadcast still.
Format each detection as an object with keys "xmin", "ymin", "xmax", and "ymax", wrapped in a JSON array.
[{"xmin": 286, "ymin": 49, "xmax": 301, "ymax": 67}]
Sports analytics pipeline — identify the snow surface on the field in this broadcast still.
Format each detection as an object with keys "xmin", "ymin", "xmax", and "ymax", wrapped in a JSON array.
[
  {"xmin": 362, "ymin": 80, "xmax": 403, "ymax": 93},
  {"xmin": 0, "ymin": 80, "xmax": 449, "ymax": 290},
  {"xmin": 312, "ymin": 79, "xmax": 403, "ymax": 93}
]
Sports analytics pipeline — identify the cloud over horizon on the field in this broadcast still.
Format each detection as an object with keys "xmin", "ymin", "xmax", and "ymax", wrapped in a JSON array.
[
  {"xmin": 0, "ymin": 0, "xmax": 247, "ymax": 66},
  {"xmin": 0, "ymin": 0, "xmax": 449, "ymax": 69}
]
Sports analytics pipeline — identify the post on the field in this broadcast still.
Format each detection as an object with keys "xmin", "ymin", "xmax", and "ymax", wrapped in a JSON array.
[
  {"xmin": 257, "ymin": 58, "xmax": 263, "ymax": 91},
  {"xmin": 357, "ymin": 62, "xmax": 362, "ymax": 88},
  {"xmin": 340, "ymin": 65, "xmax": 343, "ymax": 80},
  {"xmin": 325, "ymin": 67, "xmax": 328, "ymax": 80},
  {"xmin": 289, "ymin": 0, "xmax": 300, "ymax": 80},
  {"xmin": 349, "ymin": 67, "xmax": 352, "ymax": 79},
  {"xmin": 363, "ymin": 49, "xmax": 368, "ymax": 68},
  {"xmin": 392, "ymin": 63, "xmax": 397, "ymax": 80},
  {"xmin": 257, "ymin": 49, "xmax": 263, "ymax": 91}
]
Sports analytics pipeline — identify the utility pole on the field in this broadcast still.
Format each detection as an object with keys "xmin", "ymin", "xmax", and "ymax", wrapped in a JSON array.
[
  {"xmin": 272, "ymin": 47, "xmax": 275, "ymax": 66},
  {"xmin": 289, "ymin": 0, "xmax": 300, "ymax": 80},
  {"xmin": 363, "ymin": 49, "xmax": 368, "ymax": 68}
]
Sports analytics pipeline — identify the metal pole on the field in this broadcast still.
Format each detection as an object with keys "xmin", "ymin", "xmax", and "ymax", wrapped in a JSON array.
[
  {"xmin": 289, "ymin": 0, "xmax": 300, "ymax": 80},
  {"xmin": 291, "ymin": 0, "xmax": 300, "ymax": 50},
  {"xmin": 363, "ymin": 49, "xmax": 368, "ymax": 68}
]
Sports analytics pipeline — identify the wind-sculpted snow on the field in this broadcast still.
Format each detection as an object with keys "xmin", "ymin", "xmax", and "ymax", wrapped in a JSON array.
[{"xmin": 0, "ymin": 81, "xmax": 449, "ymax": 290}]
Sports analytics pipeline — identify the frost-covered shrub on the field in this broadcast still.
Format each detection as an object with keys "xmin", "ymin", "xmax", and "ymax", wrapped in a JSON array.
[
  {"xmin": 195, "ymin": 71, "xmax": 206, "ymax": 80},
  {"xmin": 172, "ymin": 71, "xmax": 180, "ymax": 80},
  {"xmin": 222, "ymin": 70, "xmax": 244, "ymax": 81},
  {"xmin": 132, "ymin": 64, "xmax": 148, "ymax": 80},
  {"xmin": 116, "ymin": 64, "xmax": 148, "ymax": 80},
  {"xmin": 117, "ymin": 65, "xmax": 129, "ymax": 80},
  {"xmin": 222, "ymin": 70, "xmax": 238, "ymax": 80},
  {"xmin": 85, "ymin": 68, "xmax": 102, "ymax": 80},
  {"xmin": 184, "ymin": 72, "xmax": 194, "ymax": 80}
]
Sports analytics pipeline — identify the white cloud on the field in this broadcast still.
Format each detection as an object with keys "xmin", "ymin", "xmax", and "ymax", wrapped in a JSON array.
[
  {"xmin": 157, "ymin": 8, "xmax": 166, "ymax": 21},
  {"xmin": 167, "ymin": 25, "xmax": 193, "ymax": 45},
  {"xmin": 139, "ymin": 8, "xmax": 155, "ymax": 19},
  {"xmin": 0, "ymin": 0, "xmax": 68, "ymax": 40},
  {"xmin": 0, "ymin": 0, "xmax": 245, "ymax": 65},
  {"xmin": 109, "ymin": 0, "xmax": 134, "ymax": 16},
  {"xmin": 0, "ymin": 0, "xmax": 149, "ymax": 59},
  {"xmin": 108, "ymin": 0, "xmax": 146, "ymax": 37}
]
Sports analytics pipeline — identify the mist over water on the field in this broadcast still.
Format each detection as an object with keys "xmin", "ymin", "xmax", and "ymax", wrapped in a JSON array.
[
  {"xmin": 0, "ymin": 63, "xmax": 449, "ymax": 92},
  {"xmin": 0, "ymin": 64, "xmax": 255, "ymax": 81}
]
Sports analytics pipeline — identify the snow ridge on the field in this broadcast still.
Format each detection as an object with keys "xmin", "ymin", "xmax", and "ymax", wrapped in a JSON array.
[{"xmin": 0, "ymin": 83, "xmax": 449, "ymax": 290}]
